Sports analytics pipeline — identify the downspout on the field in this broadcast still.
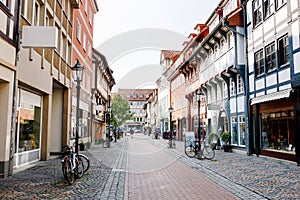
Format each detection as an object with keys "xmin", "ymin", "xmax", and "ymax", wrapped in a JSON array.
[
  {"xmin": 9, "ymin": 0, "xmax": 22, "ymax": 176},
  {"xmin": 241, "ymin": 0, "xmax": 251, "ymax": 155}
]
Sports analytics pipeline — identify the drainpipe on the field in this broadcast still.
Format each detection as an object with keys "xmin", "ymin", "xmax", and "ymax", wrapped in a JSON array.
[
  {"xmin": 241, "ymin": 0, "xmax": 251, "ymax": 155},
  {"xmin": 8, "ymin": 0, "xmax": 22, "ymax": 176}
]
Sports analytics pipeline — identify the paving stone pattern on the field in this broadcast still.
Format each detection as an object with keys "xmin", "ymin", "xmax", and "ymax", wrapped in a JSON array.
[
  {"xmin": 125, "ymin": 136, "xmax": 240, "ymax": 200},
  {"xmin": 150, "ymin": 138, "xmax": 300, "ymax": 200},
  {"xmin": 0, "ymin": 135, "xmax": 299, "ymax": 200},
  {"xmin": 0, "ymin": 138, "xmax": 127, "ymax": 200}
]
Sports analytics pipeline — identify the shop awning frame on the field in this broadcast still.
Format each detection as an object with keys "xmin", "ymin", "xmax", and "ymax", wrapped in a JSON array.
[{"xmin": 250, "ymin": 89, "xmax": 291, "ymax": 105}]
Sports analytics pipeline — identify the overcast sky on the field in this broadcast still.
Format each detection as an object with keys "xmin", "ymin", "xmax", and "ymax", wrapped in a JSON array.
[{"xmin": 93, "ymin": 0, "xmax": 220, "ymax": 91}]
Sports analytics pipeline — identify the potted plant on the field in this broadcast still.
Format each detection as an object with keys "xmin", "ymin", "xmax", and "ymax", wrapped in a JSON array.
[
  {"xmin": 221, "ymin": 132, "xmax": 232, "ymax": 152},
  {"xmin": 207, "ymin": 132, "xmax": 219, "ymax": 149}
]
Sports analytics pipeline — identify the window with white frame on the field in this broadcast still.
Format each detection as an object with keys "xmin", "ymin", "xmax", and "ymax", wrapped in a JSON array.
[
  {"xmin": 83, "ymin": 32, "xmax": 86, "ymax": 51},
  {"xmin": 88, "ymin": 41, "xmax": 91, "ymax": 59},
  {"xmin": 237, "ymin": 74, "xmax": 244, "ymax": 94},
  {"xmin": 253, "ymin": 0, "xmax": 262, "ymax": 26},
  {"xmin": 263, "ymin": 0, "xmax": 274, "ymax": 18},
  {"xmin": 228, "ymin": 32, "xmax": 233, "ymax": 49},
  {"xmin": 34, "ymin": 2, "xmax": 40, "ymax": 26},
  {"xmin": 76, "ymin": 19, "xmax": 82, "ymax": 42},
  {"xmin": 89, "ymin": 9, "xmax": 93, "ymax": 25},
  {"xmin": 276, "ymin": 0, "xmax": 286, "ymax": 9},
  {"xmin": 230, "ymin": 78, "xmax": 236, "ymax": 96},
  {"xmin": 238, "ymin": 115, "xmax": 246, "ymax": 146},
  {"xmin": 278, "ymin": 34, "xmax": 289, "ymax": 67},
  {"xmin": 254, "ymin": 49, "xmax": 264, "ymax": 76},
  {"xmin": 0, "ymin": 0, "xmax": 9, "ymax": 7},
  {"xmin": 21, "ymin": 0, "xmax": 28, "ymax": 16},
  {"xmin": 265, "ymin": 42, "xmax": 276, "ymax": 72},
  {"xmin": 223, "ymin": 81, "xmax": 228, "ymax": 99},
  {"xmin": 67, "ymin": 41, "xmax": 72, "ymax": 64},
  {"xmin": 62, "ymin": 34, "xmax": 67, "ymax": 60},
  {"xmin": 84, "ymin": 0, "xmax": 88, "ymax": 14},
  {"xmin": 231, "ymin": 116, "xmax": 238, "ymax": 145}
]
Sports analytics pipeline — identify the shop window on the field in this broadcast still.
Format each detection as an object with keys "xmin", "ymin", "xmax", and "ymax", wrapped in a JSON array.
[
  {"xmin": 278, "ymin": 34, "xmax": 289, "ymax": 67},
  {"xmin": 231, "ymin": 116, "xmax": 238, "ymax": 145},
  {"xmin": 263, "ymin": 0, "xmax": 274, "ymax": 19},
  {"xmin": 265, "ymin": 42, "xmax": 276, "ymax": 72},
  {"xmin": 15, "ymin": 89, "xmax": 41, "ymax": 154},
  {"xmin": 261, "ymin": 111, "xmax": 294, "ymax": 151},
  {"xmin": 254, "ymin": 49, "xmax": 264, "ymax": 77},
  {"xmin": 238, "ymin": 115, "xmax": 246, "ymax": 146},
  {"xmin": 253, "ymin": 0, "xmax": 262, "ymax": 27}
]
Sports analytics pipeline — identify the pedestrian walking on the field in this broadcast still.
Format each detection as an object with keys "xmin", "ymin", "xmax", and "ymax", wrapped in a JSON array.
[{"xmin": 130, "ymin": 128, "xmax": 134, "ymax": 139}]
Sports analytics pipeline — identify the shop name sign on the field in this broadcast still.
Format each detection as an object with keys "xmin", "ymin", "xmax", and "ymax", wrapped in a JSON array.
[{"xmin": 22, "ymin": 26, "xmax": 58, "ymax": 48}]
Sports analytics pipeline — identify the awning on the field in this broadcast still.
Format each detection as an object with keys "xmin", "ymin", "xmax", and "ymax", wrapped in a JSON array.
[{"xmin": 251, "ymin": 89, "xmax": 291, "ymax": 105}]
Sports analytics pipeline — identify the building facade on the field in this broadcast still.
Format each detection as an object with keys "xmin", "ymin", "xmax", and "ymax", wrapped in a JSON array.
[
  {"xmin": 14, "ymin": 0, "xmax": 79, "ymax": 174},
  {"xmin": 173, "ymin": 0, "xmax": 247, "ymax": 150},
  {"xmin": 156, "ymin": 0, "xmax": 299, "ymax": 164},
  {"xmin": 118, "ymin": 88, "xmax": 153, "ymax": 124},
  {"xmin": 71, "ymin": 0, "xmax": 98, "ymax": 146},
  {"xmin": 0, "ymin": 0, "xmax": 19, "ymax": 177},
  {"xmin": 158, "ymin": 50, "xmax": 181, "ymax": 134},
  {"xmin": 246, "ymin": 0, "xmax": 299, "ymax": 163},
  {"xmin": 92, "ymin": 49, "xmax": 115, "ymax": 143}
]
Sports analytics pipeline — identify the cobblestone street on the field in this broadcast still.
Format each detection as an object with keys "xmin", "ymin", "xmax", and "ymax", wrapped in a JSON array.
[{"xmin": 0, "ymin": 134, "xmax": 299, "ymax": 199}]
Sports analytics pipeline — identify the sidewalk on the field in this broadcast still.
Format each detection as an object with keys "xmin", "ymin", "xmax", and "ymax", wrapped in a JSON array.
[
  {"xmin": 0, "ymin": 138, "xmax": 127, "ymax": 200},
  {"xmin": 149, "ymin": 137, "xmax": 300, "ymax": 200}
]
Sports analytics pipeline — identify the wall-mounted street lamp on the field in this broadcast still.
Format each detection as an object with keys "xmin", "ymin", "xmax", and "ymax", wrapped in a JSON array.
[
  {"xmin": 169, "ymin": 106, "xmax": 174, "ymax": 148},
  {"xmin": 197, "ymin": 89, "xmax": 204, "ymax": 142},
  {"xmin": 71, "ymin": 59, "xmax": 84, "ymax": 155}
]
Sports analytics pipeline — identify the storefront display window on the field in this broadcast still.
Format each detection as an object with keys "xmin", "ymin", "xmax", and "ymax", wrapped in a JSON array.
[
  {"xmin": 72, "ymin": 107, "xmax": 88, "ymax": 138},
  {"xmin": 231, "ymin": 116, "xmax": 238, "ymax": 145},
  {"xmin": 261, "ymin": 111, "xmax": 294, "ymax": 152},
  {"xmin": 15, "ymin": 89, "xmax": 41, "ymax": 153},
  {"xmin": 239, "ymin": 115, "xmax": 246, "ymax": 146},
  {"xmin": 14, "ymin": 89, "xmax": 42, "ymax": 167}
]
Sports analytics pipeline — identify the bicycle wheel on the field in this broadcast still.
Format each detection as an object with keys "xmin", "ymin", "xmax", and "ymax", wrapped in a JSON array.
[
  {"xmin": 75, "ymin": 157, "xmax": 84, "ymax": 178},
  {"xmin": 102, "ymin": 140, "xmax": 110, "ymax": 148},
  {"xmin": 62, "ymin": 159, "xmax": 75, "ymax": 185},
  {"xmin": 203, "ymin": 146, "xmax": 215, "ymax": 160},
  {"xmin": 185, "ymin": 145, "xmax": 196, "ymax": 158},
  {"xmin": 78, "ymin": 154, "xmax": 90, "ymax": 173}
]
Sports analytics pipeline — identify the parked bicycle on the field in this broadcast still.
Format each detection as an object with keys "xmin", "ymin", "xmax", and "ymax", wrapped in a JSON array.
[
  {"xmin": 103, "ymin": 134, "xmax": 113, "ymax": 148},
  {"xmin": 185, "ymin": 139, "xmax": 215, "ymax": 160},
  {"xmin": 61, "ymin": 145, "xmax": 90, "ymax": 184}
]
